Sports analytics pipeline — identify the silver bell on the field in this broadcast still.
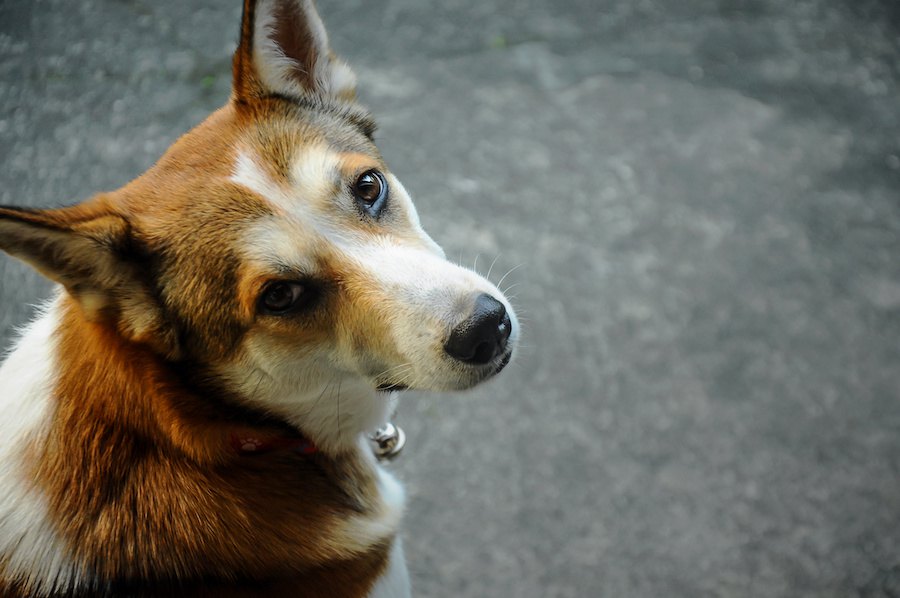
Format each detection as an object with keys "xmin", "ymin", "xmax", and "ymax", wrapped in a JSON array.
[{"xmin": 369, "ymin": 422, "xmax": 406, "ymax": 461}]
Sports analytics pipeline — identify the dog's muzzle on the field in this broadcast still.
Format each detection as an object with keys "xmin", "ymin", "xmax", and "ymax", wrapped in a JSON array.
[{"xmin": 444, "ymin": 293, "xmax": 512, "ymax": 366}]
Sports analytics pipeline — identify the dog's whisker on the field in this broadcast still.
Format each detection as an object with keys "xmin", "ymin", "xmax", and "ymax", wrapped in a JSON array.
[
  {"xmin": 496, "ymin": 263, "xmax": 524, "ymax": 288},
  {"xmin": 501, "ymin": 281, "xmax": 522, "ymax": 295},
  {"xmin": 486, "ymin": 254, "xmax": 501, "ymax": 283},
  {"xmin": 510, "ymin": 310, "xmax": 530, "ymax": 323},
  {"xmin": 393, "ymin": 369, "xmax": 418, "ymax": 390},
  {"xmin": 371, "ymin": 362, "xmax": 414, "ymax": 380},
  {"xmin": 372, "ymin": 364, "xmax": 415, "ymax": 388}
]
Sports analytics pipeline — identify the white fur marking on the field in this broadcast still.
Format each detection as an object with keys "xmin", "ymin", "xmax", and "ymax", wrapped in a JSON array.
[
  {"xmin": 241, "ymin": 216, "xmax": 320, "ymax": 275},
  {"xmin": 0, "ymin": 297, "xmax": 91, "ymax": 593},
  {"xmin": 367, "ymin": 538, "xmax": 411, "ymax": 598},
  {"xmin": 231, "ymin": 147, "xmax": 339, "ymax": 218},
  {"xmin": 231, "ymin": 150, "xmax": 295, "ymax": 211},
  {"xmin": 290, "ymin": 145, "xmax": 340, "ymax": 208}
]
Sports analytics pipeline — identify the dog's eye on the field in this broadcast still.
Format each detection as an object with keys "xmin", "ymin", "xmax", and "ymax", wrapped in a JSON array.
[
  {"xmin": 259, "ymin": 281, "xmax": 307, "ymax": 315},
  {"xmin": 352, "ymin": 170, "xmax": 388, "ymax": 217}
]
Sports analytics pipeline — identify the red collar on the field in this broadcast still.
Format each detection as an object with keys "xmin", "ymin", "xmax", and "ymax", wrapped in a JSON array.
[{"xmin": 229, "ymin": 431, "xmax": 317, "ymax": 456}]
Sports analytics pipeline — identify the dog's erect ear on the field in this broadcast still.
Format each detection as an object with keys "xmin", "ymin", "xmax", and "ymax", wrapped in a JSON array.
[
  {"xmin": 233, "ymin": 0, "xmax": 357, "ymax": 102},
  {"xmin": 0, "ymin": 206, "xmax": 180, "ymax": 358}
]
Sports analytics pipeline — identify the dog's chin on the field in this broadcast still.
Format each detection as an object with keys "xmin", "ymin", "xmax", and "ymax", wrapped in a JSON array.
[
  {"xmin": 374, "ymin": 349, "xmax": 514, "ymax": 394},
  {"xmin": 461, "ymin": 349, "xmax": 514, "ymax": 388}
]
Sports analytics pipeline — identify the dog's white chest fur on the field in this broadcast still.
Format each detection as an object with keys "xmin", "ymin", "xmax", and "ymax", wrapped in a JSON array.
[
  {"xmin": 368, "ymin": 539, "xmax": 412, "ymax": 598},
  {"xmin": 0, "ymin": 300, "xmax": 90, "ymax": 594}
]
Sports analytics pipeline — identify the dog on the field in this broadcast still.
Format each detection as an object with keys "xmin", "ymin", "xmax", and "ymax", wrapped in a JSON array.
[{"xmin": 0, "ymin": 1, "xmax": 518, "ymax": 596}]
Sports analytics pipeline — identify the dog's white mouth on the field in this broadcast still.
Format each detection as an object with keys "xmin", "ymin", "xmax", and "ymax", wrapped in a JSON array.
[
  {"xmin": 468, "ymin": 347, "xmax": 516, "ymax": 387},
  {"xmin": 375, "ymin": 382, "xmax": 409, "ymax": 393},
  {"xmin": 372, "ymin": 345, "xmax": 515, "ymax": 395}
]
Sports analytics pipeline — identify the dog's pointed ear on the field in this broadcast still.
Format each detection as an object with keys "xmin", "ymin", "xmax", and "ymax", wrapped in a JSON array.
[
  {"xmin": 0, "ymin": 206, "xmax": 181, "ymax": 358},
  {"xmin": 233, "ymin": 0, "xmax": 357, "ymax": 103}
]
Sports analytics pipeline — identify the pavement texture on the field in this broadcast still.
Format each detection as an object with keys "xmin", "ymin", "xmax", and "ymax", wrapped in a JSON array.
[{"xmin": 1, "ymin": 1, "xmax": 899, "ymax": 596}]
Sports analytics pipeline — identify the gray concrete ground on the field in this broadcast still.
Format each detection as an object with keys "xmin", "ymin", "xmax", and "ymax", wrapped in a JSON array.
[{"xmin": 1, "ymin": 0, "xmax": 899, "ymax": 596}]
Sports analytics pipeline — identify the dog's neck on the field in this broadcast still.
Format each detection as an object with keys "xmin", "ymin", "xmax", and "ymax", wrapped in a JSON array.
[
  {"xmin": 40, "ymin": 291, "xmax": 390, "ymax": 462},
  {"xmin": 0, "ymin": 292, "xmax": 405, "ymax": 594}
]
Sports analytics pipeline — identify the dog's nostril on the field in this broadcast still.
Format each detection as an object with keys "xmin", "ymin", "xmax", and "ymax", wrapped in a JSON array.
[
  {"xmin": 444, "ymin": 293, "xmax": 510, "ymax": 365},
  {"xmin": 471, "ymin": 341, "xmax": 496, "ymax": 364},
  {"xmin": 498, "ymin": 312, "xmax": 512, "ymax": 343}
]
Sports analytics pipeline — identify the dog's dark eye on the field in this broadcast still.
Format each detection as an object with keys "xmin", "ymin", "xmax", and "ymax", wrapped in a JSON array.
[
  {"xmin": 259, "ymin": 281, "xmax": 307, "ymax": 315},
  {"xmin": 352, "ymin": 170, "xmax": 388, "ymax": 217}
]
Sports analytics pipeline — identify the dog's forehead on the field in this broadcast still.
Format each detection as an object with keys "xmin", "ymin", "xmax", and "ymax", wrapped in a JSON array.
[
  {"xmin": 246, "ymin": 102, "xmax": 378, "ymax": 172},
  {"xmin": 231, "ymin": 108, "xmax": 382, "ymax": 210},
  {"xmin": 231, "ymin": 144, "xmax": 349, "ymax": 213}
]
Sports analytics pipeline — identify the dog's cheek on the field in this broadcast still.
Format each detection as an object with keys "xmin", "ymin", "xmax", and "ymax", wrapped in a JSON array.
[{"xmin": 331, "ymin": 294, "xmax": 405, "ymax": 377}]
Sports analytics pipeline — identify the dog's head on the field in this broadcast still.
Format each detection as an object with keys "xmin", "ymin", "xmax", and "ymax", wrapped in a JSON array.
[{"xmin": 0, "ymin": 0, "xmax": 518, "ymax": 450}]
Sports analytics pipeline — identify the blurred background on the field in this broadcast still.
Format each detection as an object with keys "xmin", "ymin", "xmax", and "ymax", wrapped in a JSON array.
[{"xmin": 1, "ymin": 0, "xmax": 899, "ymax": 596}]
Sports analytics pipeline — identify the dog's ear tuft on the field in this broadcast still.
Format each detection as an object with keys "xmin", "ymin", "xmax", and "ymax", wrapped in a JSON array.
[
  {"xmin": 233, "ymin": 0, "xmax": 357, "ymax": 103},
  {"xmin": 0, "ymin": 206, "xmax": 181, "ymax": 359}
]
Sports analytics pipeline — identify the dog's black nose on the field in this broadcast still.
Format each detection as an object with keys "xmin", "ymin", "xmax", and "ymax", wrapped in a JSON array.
[{"xmin": 444, "ymin": 293, "xmax": 512, "ymax": 365}]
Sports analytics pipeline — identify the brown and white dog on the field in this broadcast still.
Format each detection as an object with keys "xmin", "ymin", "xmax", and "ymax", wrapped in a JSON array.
[{"xmin": 0, "ymin": 1, "xmax": 518, "ymax": 596}]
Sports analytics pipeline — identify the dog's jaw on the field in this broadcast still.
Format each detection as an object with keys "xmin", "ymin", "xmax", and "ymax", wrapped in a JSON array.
[{"xmin": 223, "ymin": 363, "xmax": 399, "ymax": 455}]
